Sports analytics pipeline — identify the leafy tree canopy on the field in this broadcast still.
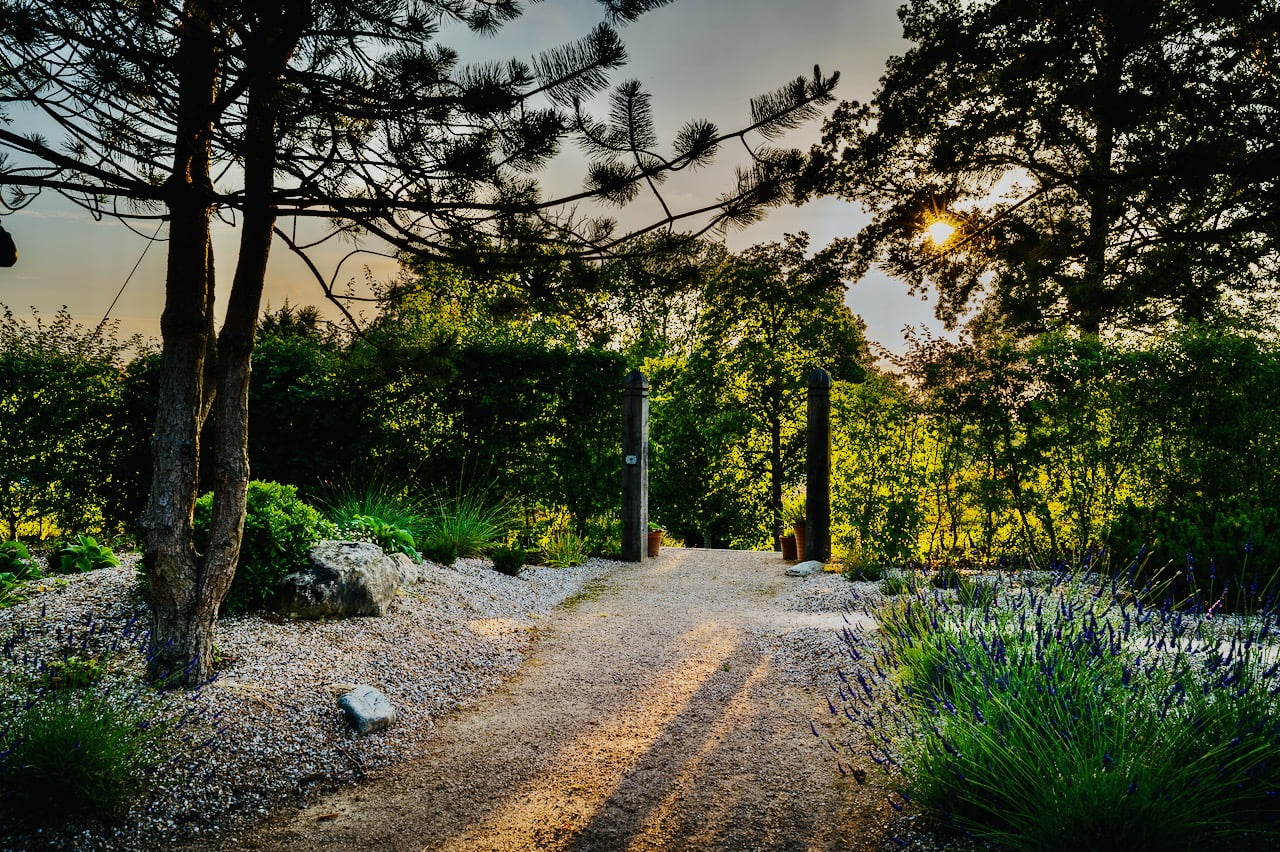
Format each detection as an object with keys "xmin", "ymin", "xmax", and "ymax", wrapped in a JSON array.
[{"xmin": 810, "ymin": 0, "xmax": 1280, "ymax": 336}]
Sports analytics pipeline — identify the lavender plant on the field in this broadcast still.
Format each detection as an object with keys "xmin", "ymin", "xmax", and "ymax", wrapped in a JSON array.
[
  {"xmin": 832, "ymin": 564, "xmax": 1280, "ymax": 849},
  {"xmin": 0, "ymin": 615, "xmax": 219, "ymax": 825}
]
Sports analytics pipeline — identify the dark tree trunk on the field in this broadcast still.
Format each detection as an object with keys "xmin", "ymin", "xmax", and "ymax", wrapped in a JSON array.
[
  {"xmin": 201, "ymin": 71, "xmax": 283, "ymax": 646},
  {"xmin": 141, "ymin": 0, "xmax": 220, "ymax": 684},
  {"xmin": 141, "ymin": 2, "xmax": 303, "ymax": 686}
]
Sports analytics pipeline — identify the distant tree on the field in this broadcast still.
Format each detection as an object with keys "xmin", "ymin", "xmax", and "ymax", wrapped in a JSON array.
[
  {"xmin": 653, "ymin": 233, "xmax": 868, "ymax": 546},
  {"xmin": 0, "ymin": 1, "xmax": 839, "ymax": 683},
  {"xmin": 812, "ymin": 0, "xmax": 1280, "ymax": 335}
]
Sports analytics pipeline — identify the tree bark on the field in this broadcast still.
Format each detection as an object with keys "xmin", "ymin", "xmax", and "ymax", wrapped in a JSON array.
[
  {"xmin": 141, "ymin": 0, "xmax": 219, "ymax": 684},
  {"xmin": 200, "ymin": 66, "xmax": 285, "ymax": 651},
  {"xmin": 141, "ymin": 2, "xmax": 305, "ymax": 685}
]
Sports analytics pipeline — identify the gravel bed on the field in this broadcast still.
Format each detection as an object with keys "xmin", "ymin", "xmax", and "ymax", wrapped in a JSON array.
[{"xmin": 0, "ymin": 553, "xmax": 618, "ymax": 851}]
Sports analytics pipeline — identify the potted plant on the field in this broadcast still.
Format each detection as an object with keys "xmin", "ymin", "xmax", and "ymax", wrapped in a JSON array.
[
  {"xmin": 647, "ymin": 521, "xmax": 664, "ymax": 558},
  {"xmin": 779, "ymin": 532, "xmax": 797, "ymax": 561},
  {"xmin": 782, "ymin": 490, "xmax": 806, "ymax": 560}
]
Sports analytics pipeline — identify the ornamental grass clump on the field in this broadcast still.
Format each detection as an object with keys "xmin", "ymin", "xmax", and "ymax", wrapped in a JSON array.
[
  {"xmin": 540, "ymin": 528, "xmax": 588, "ymax": 569},
  {"xmin": 832, "ymin": 562, "xmax": 1280, "ymax": 850},
  {"xmin": 419, "ymin": 488, "xmax": 514, "ymax": 562},
  {"xmin": 319, "ymin": 476, "xmax": 433, "ymax": 549}
]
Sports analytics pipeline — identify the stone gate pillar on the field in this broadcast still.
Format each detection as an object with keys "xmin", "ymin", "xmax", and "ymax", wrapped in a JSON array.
[
  {"xmin": 621, "ymin": 370, "xmax": 649, "ymax": 562},
  {"xmin": 805, "ymin": 368, "xmax": 832, "ymax": 562}
]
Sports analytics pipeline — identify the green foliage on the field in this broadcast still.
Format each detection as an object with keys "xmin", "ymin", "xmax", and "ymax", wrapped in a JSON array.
[
  {"xmin": 930, "ymin": 564, "xmax": 963, "ymax": 591},
  {"xmin": 0, "ymin": 688, "xmax": 178, "ymax": 822},
  {"xmin": 582, "ymin": 515, "xmax": 622, "ymax": 559},
  {"xmin": 841, "ymin": 562, "xmax": 885, "ymax": 582},
  {"xmin": 830, "ymin": 372, "xmax": 934, "ymax": 570},
  {"xmin": 489, "ymin": 545, "xmax": 526, "ymax": 577},
  {"xmin": 40, "ymin": 655, "xmax": 107, "ymax": 690},
  {"xmin": 341, "ymin": 515, "xmax": 420, "ymax": 560},
  {"xmin": 319, "ymin": 474, "xmax": 432, "ymax": 547},
  {"xmin": 196, "ymin": 481, "xmax": 333, "ymax": 615},
  {"xmin": 852, "ymin": 571, "xmax": 1280, "ymax": 849},
  {"xmin": 53, "ymin": 535, "xmax": 121, "ymax": 574},
  {"xmin": 0, "ymin": 307, "xmax": 148, "ymax": 540},
  {"xmin": 0, "ymin": 541, "xmax": 39, "ymax": 581},
  {"xmin": 813, "ymin": 0, "xmax": 1279, "ymax": 334},
  {"xmin": 781, "ymin": 489, "xmax": 806, "ymax": 525},
  {"xmin": 955, "ymin": 575, "xmax": 998, "ymax": 609},
  {"xmin": 826, "ymin": 326, "xmax": 1280, "ymax": 605},
  {"xmin": 418, "ymin": 489, "xmax": 514, "ymax": 562},
  {"xmin": 649, "ymin": 234, "xmax": 869, "ymax": 548},
  {"xmin": 419, "ymin": 535, "xmax": 460, "ymax": 567},
  {"xmin": 541, "ymin": 529, "xmax": 588, "ymax": 569},
  {"xmin": 0, "ymin": 573, "xmax": 27, "ymax": 608},
  {"xmin": 877, "ymin": 569, "xmax": 913, "ymax": 596}
]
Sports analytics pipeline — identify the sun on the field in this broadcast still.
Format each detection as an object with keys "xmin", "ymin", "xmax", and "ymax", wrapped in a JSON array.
[{"xmin": 924, "ymin": 219, "xmax": 957, "ymax": 246}]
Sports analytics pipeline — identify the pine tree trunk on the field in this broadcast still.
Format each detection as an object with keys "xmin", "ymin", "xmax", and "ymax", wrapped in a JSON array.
[
  {"xmin": 141, "ymin": 0, "xmax": 220, "ymax": 685},
  {"xmin": 201, "ymin": 72, "xmax": 284, "ymax": 645},
  {"xmin": 141, "ymin": 3, "xmax": 303, "ymax": 686}
]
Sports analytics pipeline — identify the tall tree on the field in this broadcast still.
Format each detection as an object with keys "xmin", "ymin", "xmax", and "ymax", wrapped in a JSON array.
[
  {"xmin": 0, "ymin": 0, "xmax": 838, "ymax": 683},
  {"xmin": 811, "ymin": 0, "xmax": 1280, "ymax": 335}
]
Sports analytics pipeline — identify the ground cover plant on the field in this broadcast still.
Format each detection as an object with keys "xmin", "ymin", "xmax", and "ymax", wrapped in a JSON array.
[
  {"xmin": 52, "ymin": 534, "xmax": 121, "ymax": 574},
  {"xmin": 831, "ymin": 564, "xmax": 1280, "ymax": 850}
]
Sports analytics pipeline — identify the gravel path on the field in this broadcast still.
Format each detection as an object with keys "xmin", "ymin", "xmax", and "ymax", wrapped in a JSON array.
[{"xmin": 206, "ymin": 548, "xmax": 897, "ymax": 851}]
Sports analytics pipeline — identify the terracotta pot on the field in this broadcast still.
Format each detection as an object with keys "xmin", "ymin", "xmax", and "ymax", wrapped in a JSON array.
[
  {"xmin": 647, "ymin": 529, "xmax": 663, "ymax": 558},
  {"xmin": 780, "ymin": 533, "xmax": 797, "ymax": 561},
  {"xmin": 793, "ymin": 522, "xmax": 807, "ymax": 561}
]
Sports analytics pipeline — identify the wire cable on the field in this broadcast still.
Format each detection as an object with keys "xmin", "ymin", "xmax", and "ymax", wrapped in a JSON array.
[{"xmin": 97, "ymin": 217, "xmax": 166, "ymax": 332}]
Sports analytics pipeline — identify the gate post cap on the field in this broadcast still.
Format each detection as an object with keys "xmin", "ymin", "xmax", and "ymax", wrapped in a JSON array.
[
  {"xmin": 807, "ymin": 368, "xmax": 832, "ymax": 389},
  {"xmin": 624, "ymin": 370, "xmax": 649, "ymax": 390}
]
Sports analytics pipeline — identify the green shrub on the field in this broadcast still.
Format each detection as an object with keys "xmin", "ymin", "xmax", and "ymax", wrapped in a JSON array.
[
  {"xmin": 541, "ymin": 529, "xmax": 587, "ymax": 569},
  {"xmin": 582, "ymin": 515, "xmax": 622, "ymax": 558},
  {"xmin": 420, "ymin": 534, "xmax": 460, "ymax": 566},
  {"xmin": 1104, "ymin": 499, "xmax": 1280, "ymax": 612},
  {"xmin": 196, "ymin": 480, "xmax": 333, "ymax": 615},
  {"xmin": 842, "ymin": 561, "xmax": 886, "ymax": 582},
  {"xmin": 490, "ymin": 544, "xmax": 526, "ymax": 576},
  {"xmin": 41, "ymin": 655, "xmax": 108, "ymax": 690},
  {"xmin": 53, "ymin": 535, "xmax": 121, "ymax": 574},
  {"xmin": 0, "ymin": 540, "xmax": 39, "ymax": 580}
]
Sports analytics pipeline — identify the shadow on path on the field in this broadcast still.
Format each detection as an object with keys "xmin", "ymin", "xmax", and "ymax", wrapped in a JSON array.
[{"xmin": 222, "ymin": 549, "xmax": 887, "ymax": 851}]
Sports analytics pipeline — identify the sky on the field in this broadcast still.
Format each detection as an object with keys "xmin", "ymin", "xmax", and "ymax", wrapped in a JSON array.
[{"xmin": 0, "ymin": 0, "xmax": 942, "ymax": 353}]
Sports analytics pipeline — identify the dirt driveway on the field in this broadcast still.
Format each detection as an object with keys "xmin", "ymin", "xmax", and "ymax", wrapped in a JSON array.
[{"xmin": 216, "ymin": 549, "xmax": 896, "ymax": 851}]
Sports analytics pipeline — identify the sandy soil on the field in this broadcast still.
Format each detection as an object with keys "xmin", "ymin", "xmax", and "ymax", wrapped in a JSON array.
[{"xmin": 204, "ymin": 549, "xmax": 902, "ymax": 851}]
